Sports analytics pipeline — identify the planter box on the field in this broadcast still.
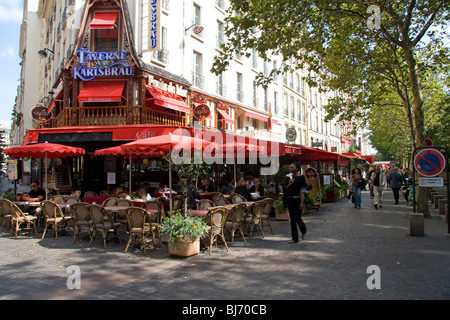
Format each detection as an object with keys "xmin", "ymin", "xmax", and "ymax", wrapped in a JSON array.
[
  {"xmin": 168, "ymin": 239, "xmax": 200, "ymax": 257},
  {"xmin": 275, "ymin": 208, "xmax": 290, "ymax": 221}
]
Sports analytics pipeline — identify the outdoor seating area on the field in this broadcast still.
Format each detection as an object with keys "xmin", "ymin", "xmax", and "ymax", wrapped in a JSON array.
[{"xmin": 0, "ymin": 192, "xmax": 276, "ymax": 256}]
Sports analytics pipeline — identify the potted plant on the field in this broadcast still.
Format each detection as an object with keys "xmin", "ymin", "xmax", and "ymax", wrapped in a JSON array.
[
  {"xmin": 273, "ymin": 197, "xmax": 289, "ymax": 221},
  {"xmin": 159, "ymin": 210, "xmax": 209, "ymax": 257}
]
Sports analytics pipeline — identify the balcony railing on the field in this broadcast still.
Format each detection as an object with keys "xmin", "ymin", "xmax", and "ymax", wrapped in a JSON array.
[{"xmin": 53, "ymin": 105, "xmax": 187, "ymax": 128}]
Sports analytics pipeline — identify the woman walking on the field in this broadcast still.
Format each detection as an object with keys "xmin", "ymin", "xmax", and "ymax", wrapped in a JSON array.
[{"xmin": 351, "ymin": 168, "xmax": 363, "ymax": 208}]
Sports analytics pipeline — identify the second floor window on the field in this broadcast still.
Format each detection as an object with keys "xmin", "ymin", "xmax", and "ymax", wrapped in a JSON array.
[{"xmin": 90, "ymin": 12, "xmax": 120, "ymax": 52}]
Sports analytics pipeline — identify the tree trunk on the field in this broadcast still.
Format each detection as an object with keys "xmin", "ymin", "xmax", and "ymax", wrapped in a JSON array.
[{"xmin": 403, "ymin": 46, "xmax": 430, "ymax": 217}]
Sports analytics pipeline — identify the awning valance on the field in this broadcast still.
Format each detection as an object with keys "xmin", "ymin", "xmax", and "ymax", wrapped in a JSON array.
[
  {"xmin": 145, "ymin": 85, "xmax": 190, "ymax": 114},
  {"xmin": 78, "ymin": 81, "xmax": 125, "ymax": 102},
  {"xmin": 90, "ymin": 12, "xmax": 119, "ymax": 29},
  {"xmin": 217, "ymin": 109, "xmax": 234, "ymax": 125}
]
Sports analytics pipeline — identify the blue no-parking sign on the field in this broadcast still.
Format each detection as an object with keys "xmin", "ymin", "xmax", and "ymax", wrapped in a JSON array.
[{"xmin": 414, "ymin": 148, "xmax": 446, "ymax": 177}]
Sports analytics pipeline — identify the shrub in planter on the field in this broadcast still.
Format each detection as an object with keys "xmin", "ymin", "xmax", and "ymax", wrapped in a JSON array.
[{"xmin": 273, "ymin": 197, "xmax": 289, "ymax": 221}]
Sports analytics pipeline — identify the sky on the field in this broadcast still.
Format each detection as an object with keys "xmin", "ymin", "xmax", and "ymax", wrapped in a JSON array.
[{"xmin": 0, "ymin": 0, "xmax": 23, "ymax": 128}]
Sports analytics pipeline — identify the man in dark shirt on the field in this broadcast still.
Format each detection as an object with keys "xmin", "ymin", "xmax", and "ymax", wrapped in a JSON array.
[
  {"xmin": 283, "ymin": 162, "xmax": 307, "ymax": 243},
  {"xmin": 18, "ymin": 181, "xmax": 46, "ymax": 202}
]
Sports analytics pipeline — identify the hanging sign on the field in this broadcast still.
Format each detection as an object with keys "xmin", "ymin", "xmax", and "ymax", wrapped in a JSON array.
[
  {"xmin": 74, "ymin": 50, "xmax": 134, "ymax": 81},
  {"xmin": 31, "ymin": 105, "xmax": 52, "ymax": 123},
  {"xmin": 193, "ymin": 104, "xmax": 211, "ymax": 120},
  {"xmin": 286, "ymin": 128, "xmax": 297, "ymax": 143}
]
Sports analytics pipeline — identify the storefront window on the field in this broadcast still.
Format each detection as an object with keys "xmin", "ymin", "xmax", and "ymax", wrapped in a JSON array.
[{"xmin": 93, "ymin": 29, "xmax": 119, "ymax": 52}]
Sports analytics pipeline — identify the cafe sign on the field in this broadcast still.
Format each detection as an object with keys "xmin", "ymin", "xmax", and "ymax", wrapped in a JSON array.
[
  {"xmin": 74, "ymin": 49, "xmax": 134, "ymax": 81},
  {"xmin": 193, "ymin": 104, "xmax": 211, "ymax": 120},
  {"xmin": 31, "ymin": 105, "xmax": 52, "ymax": 123}
]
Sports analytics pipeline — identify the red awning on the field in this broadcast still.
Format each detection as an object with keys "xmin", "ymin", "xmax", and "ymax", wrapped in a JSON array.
[
  {"xmin": 245, "ymin": 111, "xmax": 268, "ymax": 122},
  {"xmin": 145, "ymin": 85, "xmax": 190, "ymax": 114},
  {"xmin": 217, "ymin": 109, "xmax": 234, "ymax": 125},
  {"xmin": 90, "ymin": 12, "xmax": 119, "ymax": 29},
  {"xmin": 78, "ymin": 81, "xmax": 125, "ymax": 102},
  {"xmin": 283, "ymin": 144, "xmax": 340, "ymax": 161}
]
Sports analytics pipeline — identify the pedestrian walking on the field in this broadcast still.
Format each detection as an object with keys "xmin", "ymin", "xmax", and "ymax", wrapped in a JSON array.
[
  {"xmin": 372, "ymin": 166, "xmax": 386, "ymax": 209},
  {"xmin": 367, "ymin": 166, "xmax": 375, "ymax": 199},
  {"xmin": 389, "ymin": 166, "xmax": 403, "ymax": 204},
  {"xmin": 283, "ymin": 162, "xmax": 307, "ymax": 243},
  {"xmin": 350, "ymin": 168, "xmax": 363, "ymax": 208}
]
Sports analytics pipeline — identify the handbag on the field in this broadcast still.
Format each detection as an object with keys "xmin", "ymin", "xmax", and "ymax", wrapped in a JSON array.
[{"xmin": 347, "ymin": 191, "xmax": 353, "ymax": 200}]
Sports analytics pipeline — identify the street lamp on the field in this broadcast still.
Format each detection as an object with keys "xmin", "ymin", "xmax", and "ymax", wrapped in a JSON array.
[{"xmin": 38, "ymin": 48, "xmax": 54, "ymax": 59}]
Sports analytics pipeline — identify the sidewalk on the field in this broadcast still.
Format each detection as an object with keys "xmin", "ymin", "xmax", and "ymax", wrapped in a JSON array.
[{"xmin": 0, "ymin": 188, "xmax": 449, "ymax": 300}]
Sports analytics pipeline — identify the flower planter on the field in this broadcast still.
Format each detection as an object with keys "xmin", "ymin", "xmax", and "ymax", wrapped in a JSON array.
[
  {"xmin": 275, "ymin": 208, "xmax": 290, "ymax": 221},
  {"xmin": 168, "ymin": 239, "xmax": 200, "ymax": 257}
]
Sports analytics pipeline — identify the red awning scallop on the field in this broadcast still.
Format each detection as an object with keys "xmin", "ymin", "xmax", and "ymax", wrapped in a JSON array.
[{"xmin": 78, "ymin": 81, "xmax": 125, "ymax": 102}]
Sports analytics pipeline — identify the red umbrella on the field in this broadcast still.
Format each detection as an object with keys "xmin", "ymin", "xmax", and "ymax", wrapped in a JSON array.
[
  {"xmin": 4, "ymin": 142, "xmax": 85, "ymax": 200},
  {"xmin": 4, "ymin": 142, "xmax": 85, "ymax": 159},
  {"xmin": 121, "ymin": 134, "xmax": 218, "ymax": 211}
]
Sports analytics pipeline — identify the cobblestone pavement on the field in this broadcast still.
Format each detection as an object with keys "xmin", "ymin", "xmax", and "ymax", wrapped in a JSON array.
[{"xmin": 0, "ymin": 188, "xmax": 449, "ymax": 301}]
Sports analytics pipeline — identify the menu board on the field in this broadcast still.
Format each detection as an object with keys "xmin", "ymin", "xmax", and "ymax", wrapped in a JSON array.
[{"xmin": 53, "ymin": 165, "xmax": 72, "ymax": 192}]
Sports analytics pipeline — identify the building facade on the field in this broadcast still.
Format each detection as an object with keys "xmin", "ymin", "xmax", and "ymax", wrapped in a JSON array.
[{"xmin": 11, "ymin": 0, "xmax": 369, "ymax": 189}]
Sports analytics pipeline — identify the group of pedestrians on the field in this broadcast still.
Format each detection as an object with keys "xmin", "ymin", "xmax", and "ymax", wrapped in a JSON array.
[{"xmin": 350, "ymin": 165, "xmax": 406, "ymax": 209}]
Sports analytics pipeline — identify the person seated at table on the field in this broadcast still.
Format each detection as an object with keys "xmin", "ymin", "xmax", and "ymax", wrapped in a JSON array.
[
  {"xmin": 249, "ymin": 178, "xmax": 265, "ymax": 198},
  {"xmin": 199, "ymin": 178, "xmax": 216, "ymax": 193},
  {"xmin": 219, "ymin": 177, "xmax": 235, "ymax": 195},
  {"xmin": 234, "ymin": 179, "xmax": 251, "ymax": 200},
  {"xmin": 17, "ymin": 181, "xmax": 46, "ymax": 202}
]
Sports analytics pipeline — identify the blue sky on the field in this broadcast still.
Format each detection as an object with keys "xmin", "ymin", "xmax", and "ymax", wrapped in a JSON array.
[{"xmin": 0, "ymin": 0, "xmax": 23, "ymax": 127}]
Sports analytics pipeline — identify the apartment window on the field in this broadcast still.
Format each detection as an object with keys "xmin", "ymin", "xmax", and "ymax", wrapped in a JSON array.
[
  {"xmin": 301, "ymin": 77, "xmax": 305, "ymax": 96},
  {"xmin": 192, "ymin": 52, "xmax": 204, "ymax": 89},
  {"xmin": 289, "ymin": 72, "xmax": 294, "ymax": 89},
  {"xmin": 302, "ymin": 102, "xmax": 306, "ymax": 123},
  {"xmin": 91, "ymin": 12, "xmax": 120, "ymax": 51},
  {"xmin": 236, "ymin": 72, "xmax": 243, "ymax": 102},
  {"xmin": 274, "ymin": 91, "xmax": 278, "ymax": 115},
  {"xmin": 283, "ymin": 93, "xmax": 288, "ymax": 116},
  {"xmin": 290, "ymin": 96, "xmax": 294, "ymax": 118},
  {"xmin": 217, "ymin": 73, "xmax": 226, "ymax": 96},
  {"xmin": 152, "ymin": 27, "xmax": 169, "ymax": 64},
  {"xmin": 217, "ymin": 20, "xmax": 224, "ymax": 49},
  {"xmin": 193, "ymin": 4, "xmax": 201, "ymax": 25},
  {"xmin": 252, "ymin": 48, "xmax": 258, "ymax": 69},
  {"xmin": 297, "ymin": 100, "xmax": 301, "ymax": 121},
  {"xmin": 264, "ymin": 88, "xmax": 268, "ymax": 112},
  {"xmin": 253, "ymin": 81, "xmax": 258, "ymax": 108},
  {"xmin": 273, "ymin": 60, "xmax": 278, "ymax": 82},
  {"xmin": 296, "ymin": 74, "xmax": 300, "ymax": 93}
]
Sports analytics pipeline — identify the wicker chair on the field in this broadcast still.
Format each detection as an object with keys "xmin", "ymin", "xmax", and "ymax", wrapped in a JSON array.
[
  {"xmin": 1, "ymin": 199, "xmax": 38, "ymax": 238},
  {"xmin": 230, "ymin": 193, "xmax": 247, "ymax": 204},
  {"xmin": 213, "ymin": 195, "xmax": 229, "ymax": 207},
  {"xmin": 204, "ymin": 206, "xmax": 229, "ymax": 254},
  {"xmin": 261, "ymin": 198, "xmax": 274, "ymax": 234},
  {"xmin": 113, "ymin": 187, "xmax": 125, "ymax": 194},
  {"xmin": 41, "ymin": 201, "xmax": 71, "ymax": 240},
  {"xmin": 145, "ymin": 201, "xmax": 163, "ymax": 225},
  {"xmin": 245, "ymin": 201, "xmax": 266, "ymax": 239},
  {"xmin": 64, "ymin": 196, "xmax": 80, "ymax": 204},
  {"xmin": 50, "ymin": 195, "xmax": 65, "ymax": 204},
  {"xmin": 116, "ymin": 199, "xmax": 133, "ymax": 207},
  {"xmin": 88, "ymin": 204, "xmax": 122, "ymax": 249},
  {"xmin": 100, "ymin": 190, "xmax": 112, "ymax": 196},
  {"xmin": 172, "ymin": 195, "xmax": 184, "ymax": 211},
  {"xmin": 125, "ymin": 207, "xmax": 159, "ymax": 254},
  {"xmin": 225, "ymin": 203, "xmax": 248, "ymax": 245},
  {"xmin": 70, "ymin": 202, "xmax": 92, "ymax": 244},
  {"xmin": 84, "ymin": 191, "xmax": 97, "ymax": 197},
  {"xmin": 0, "ymin": 199, "xmax": 13, "ymax": 232},
  {"xmin": 196, "ymin": 199, "xmax": 214, "ymax": 210},
  {"xmin": 101, "ymin": 197, "xmax": 118, "ymax": 207}
]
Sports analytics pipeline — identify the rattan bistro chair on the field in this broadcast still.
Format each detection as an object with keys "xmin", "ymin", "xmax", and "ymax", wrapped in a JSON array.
[
  {"xmin": 1, "ymin": 199, "xmax": 38, "ymax": 238},
  {"xmin": 204, "ymin": 206, "xmax": 229, "ymax": 254},
  {"xmin": 125, "ymin": 207, "xmax": 159, "ymax": 255},
  {"xmin": 41, "ymin": 201, "xmax": 71, "ymax": 240},
  {"xmin": 196, "ymin": 199, "xmax": 214, "ymax": 210},
  {"xmin": 261, "ymin": 198, "xmax": 274, "ymax": 234},
  {"xmin": 245, "ymin": 201, "xmax": 266, "ymax": 239},
  {"xmin": 70, "ymin": 202, "xmax": 92, "ymax": 244},
  {"xmin": 88, "ymin": 204, "xmax": 122, "ymax": 249},
  {"xmin": 225, "ymin": 203, "xmax": 248, "ymax": 245}
]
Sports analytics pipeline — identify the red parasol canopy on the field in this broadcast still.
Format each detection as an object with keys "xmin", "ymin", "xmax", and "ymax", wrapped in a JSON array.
[{"xmin": 3, "ymin": 142, "xmax": 85, "ymax": 159}]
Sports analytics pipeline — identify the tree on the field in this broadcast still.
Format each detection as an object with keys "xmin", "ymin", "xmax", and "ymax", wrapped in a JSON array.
[{"xmin": 212, "ymin": 0, "xmax": 450, "ymax": 215}]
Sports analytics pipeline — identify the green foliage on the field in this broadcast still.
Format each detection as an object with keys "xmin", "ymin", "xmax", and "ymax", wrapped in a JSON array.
[
  {"xmin": 273, "ymin": 196, "xmax": 286, "ymax": 211},
  {"xmin": 159, "ymin": 210, "xmax": 209, "ymax": 244}
]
